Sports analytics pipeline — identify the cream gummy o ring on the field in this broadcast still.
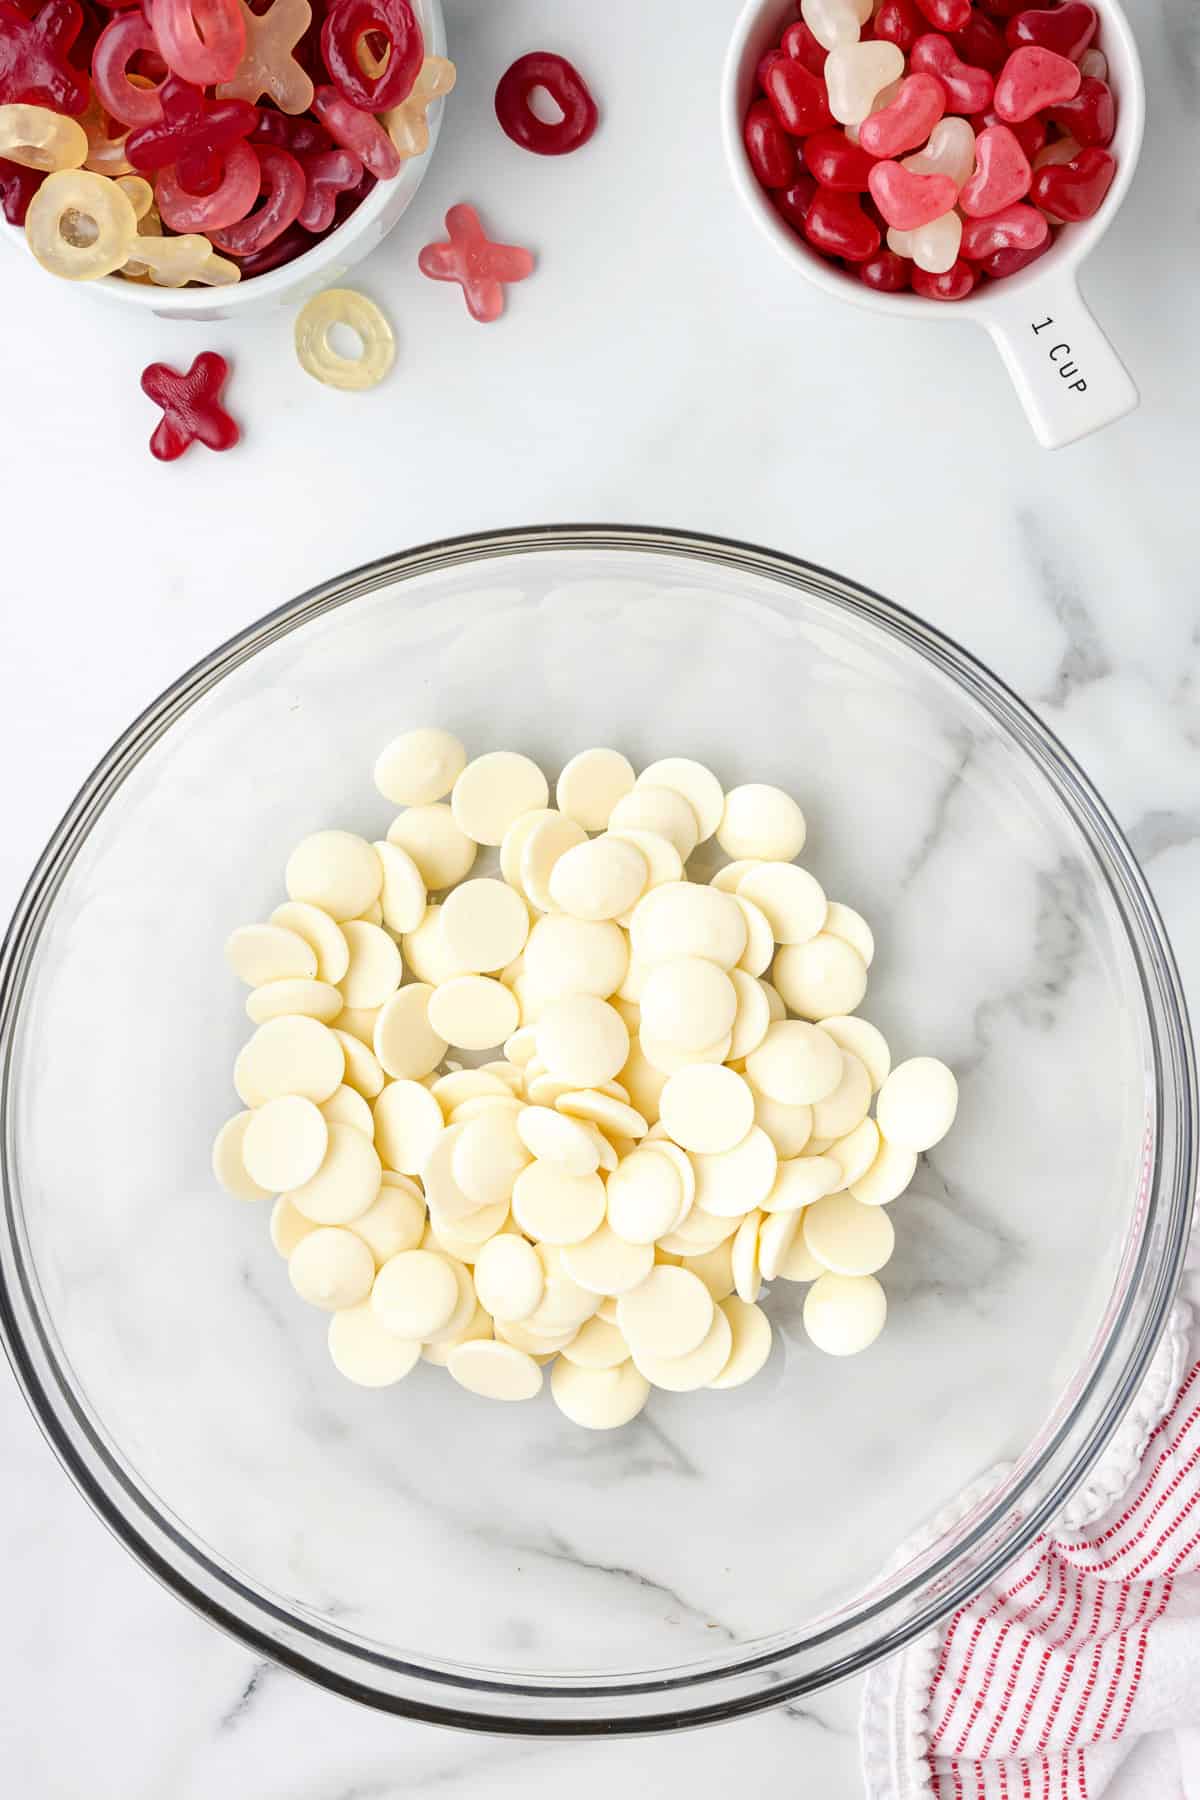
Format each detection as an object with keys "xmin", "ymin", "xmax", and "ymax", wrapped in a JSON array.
[{"xmin": 213, "ymin": 731, "xmax": 959, "ymax": 1426}]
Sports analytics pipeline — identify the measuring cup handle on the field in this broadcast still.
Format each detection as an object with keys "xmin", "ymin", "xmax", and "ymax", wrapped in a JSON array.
[{"xmin": 984, "ymin": 272, "xmax": 1138, "ymax": 450}]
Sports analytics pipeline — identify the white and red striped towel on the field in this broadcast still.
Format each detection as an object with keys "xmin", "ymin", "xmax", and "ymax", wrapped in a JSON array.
[{"xmin": 863, "ymin": 1256, "xmax": 1200, "ymax": 1800}]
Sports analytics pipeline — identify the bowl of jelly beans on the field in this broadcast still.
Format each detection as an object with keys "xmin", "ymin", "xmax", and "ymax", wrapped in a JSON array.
[
  {"xmin": 0, "ymin": 0, "xmax": 447, "ymax": 316},
  {"xmin": 722, "ymin": 0, "xmax": 1144, "ymax": 447}
]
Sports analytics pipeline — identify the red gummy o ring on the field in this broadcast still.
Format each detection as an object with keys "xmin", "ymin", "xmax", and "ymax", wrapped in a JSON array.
[{"xmin": 494, "ymin": 51, "xmax": 597, "ymax": 156}]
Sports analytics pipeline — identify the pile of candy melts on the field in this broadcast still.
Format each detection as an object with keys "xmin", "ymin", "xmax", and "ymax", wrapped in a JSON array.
[
  {"xmin": 213, "ymin": 730, "xmax": 958, "ymax": 1430},
  {"xmin": 745, "ymin": 0, "xmax": 1117, "ymax": 298}
]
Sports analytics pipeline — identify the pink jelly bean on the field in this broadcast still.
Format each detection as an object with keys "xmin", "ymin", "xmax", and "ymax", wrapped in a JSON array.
[
  {"xmin": 207, "ymin": 143, "xmax": 304, "ymax": 252},
  {"xmin": 958, "ymin": 123, "xmax": 1030, "ymax": 215},
  {"xmin": 993, "ymin": 45, "xmax": 1080, "ymax": 123},
  {"xmin": 311, "ymin": 82, "xmax": 401, "ymax": 178},
  {"xmin": 959, "ymin": 199, "xmax": 1048, "ymax": 259},
  {"xmin": 858, "ymin": 73, "xmax": 945, "ymax": 157},
  {"xmin": 155, "ymin": 138, "xmax": 258, "ymax": 229},
  {"xmin": 91, "ymin": 10, "xmax": 165, "ymax": 127},
  {"xmin": 867, "ymin": 160, "xmax": 958, "ymax": 229},
  {"xmin": 911, "ymin": 256, "xmax": 976, "ymax": 299},
  {"xmin": 909, "ymin": 33, "xmax": 994, "ymax": 113}
]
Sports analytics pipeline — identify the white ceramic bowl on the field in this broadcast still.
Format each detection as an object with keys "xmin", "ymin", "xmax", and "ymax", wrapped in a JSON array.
[
  {"xmin": 1, "ymin": 0, "xmax": 445, "ymax": 321},
  {"xmin": 721, "ymin": 0, "xmax": 1144, "ymax": 448}
]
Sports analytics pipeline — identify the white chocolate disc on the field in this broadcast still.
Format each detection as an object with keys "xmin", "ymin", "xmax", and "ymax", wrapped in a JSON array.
[
  {"xmin": 548, "ymin": 836, "xmax": 648, "ymax": 922},
  {"xmin": 731, "ymin": 1210, "xmax": 762, "ymax": 1303},
  {"xmin": 632, "ymin": 1302, "xmax": 732, "ymax": 1392},
  {"xmin": 774, "ymin": 934, "xmax": 868, "ymax": 1021},
  {"xmin": 746, "ymin": 1021, "xmax": 842, "ymax": 1105},
  {"xmin": 387, "ymin": 804, "xmax": 477, "ymax": 890},
  {"xmin": 610, "ymin": 785, "xmax": 699, "ymax": 860},
  {"xmin": 707, "ymin": 1296, "xmax": 772, "ymax": 1388},
  {"xmin": 452, "ymin": 1109, "xmax": 530, "ymax": 1207},
  {"xmin": 606, "ymin": 1149, "xmax": 683, "ymax": 1244},
  {"xmin": 560, "ymin": 1314, "xmax": 631, "ymax": 1369},
  {"xmin": 727, "ymin": 969, "xmax": 771, "ymax": 1061},
  {"xmin": 270, "ymin": 1194, "xmax": 315, "ymax": 1255},
  {"xmin": 778, "ymin": 1225, "xmax": 826, "ymax": 1282},
  {"xmin": 423, "ymin": 1257, "xmax": 479, "ymax": 1345},
  {"xmin": 682, "ymin": 1239, "xmax": 734, "ymax": 1301},
  {"xmin": 374, "ymin": 727, "xmax": 466, "ymax": 805},
  {"xmin": 555, "ymin": 1089, "xmax": 647, "ymax": 1139},
  {"xmin": 336, "ymin": 1005, "xmax": 380, "ymax": 1047},
  {"xmin": 452, "ymin": 751, "xmax": 549, "ymax": 846},
  {"xmin": 828, "ymin": 1116, "xmax": 880, "ymax": 1188},
  {"xmin": 371, "ymin": 1248, "xmax": 458, "ymax": 1338},
  {"xmin": 691, "ymin": 1126, "xmax": 778, "ymax": 1218},
  {"xmin": 270, "ymin": 900, "xmax": 350, "ymax": 984},
  {"xmin": 234, "ymin": 1016, "xmax": 344, "ymax": 1106},
  {"xmin": 617, "ymin": 1265, "xmax": 714, "ymax": 1359},
  {"xmin": 242, "ymin": 1094, "xmax": 328, "ymax": 1191},
  {"xmin": 523, "ymin": 915, "xmax": 628, "ymax": 1000},
  {"xmin": 636, "ymin": 757, "xmax": 724, "ymax": 841},
  {"xmin": 876, "ymin": 1057, "xmax": 958, "ymax": 1152},
  {"xmin": 329, "ymin": 1302, "xmax": 421, "ymax": 1385},
  {"xmin": 619, "ymin": 1038, "xmax": 668, "ymax": 1124},
  {"xmin": 286, "ymin": 1121, "xmax": 381, "ymax": 1225},
  {"xmin": 285, "ymin": 830, "xmax": 381, "ymax": 922},
  {"xmin": 448, "ymin": 1339, "xmax": 543, "ymax": 1400},
  {"xmin": 428, "ymin": 975, "xmax": 520, "ymax": 1051},
  {"xmin": 756, "ymin": 1206, "xmax": 803, "ymax": 1280},
  {"xmin": 440, "ymin": 878, "xmax": 530, "ymax": 973},
  {"xmin": 849, "ymin": 1137, "xmax": 918, "ymax": 1206},
  {"xmin": 520, "ymin": 813, "xmax": 588, "ymax": 911},
  {"xmin": 735, "ymin": 896, "xmax": 776, "ymax": 978},
  {"xmin": 246, "ymin": 978, "xmax": 343, "ymax": 1026},
  {"xmin": 803, "ymin": 1272, "xmax": 887, "ymax": 1355},
  {"xmin": 551, "ymin": 1356, "xmax": 649, "ymax": 1427},
  {"xmin": 499, "ymin": 806, "xmax": 558, "ymax": 895},
  {"xmin": 711, "ymin": 859, "xmax": 762, "ymax": 892},
  {"xmin": 562, "ymin": 1223, "xmax": 655, "ymax": 1296},
  {"xmin": 332, "ymin": 1028, "xmax": 384, "ymax": 1099},
  {"xmin": 536, "ymin": 996, "xmax": 629, "ymax": 1088},
  {"xmin": 473, "ymin": 1234, "xmax": 544, "ymax": 1322},
  {"xmin": 373, "ymin": 1078, "xmax": 444, "ymax": 1174},
  {"xmin": 338, "ymin": 920, "xmax": 402, "ymax": 1009},
  {"xmin": 289, "ymin": 1227, "xmax": 375, "ymax": 1309},
  {"xmin": 373, "ymin": 983, "xmax": 448, "ymax": 1078},
  {"xmin": 421, "ymin": 1301, "xmax": 493, "ymax": 1366},
  {"xmin": 659, "ymin": 1064, "xmax": 754, "ymax": 1155},
  {"xmin": 657, "ymin": 1204, "xmax": 739, "ymax": 1256},
  {"xmin": 762, "ymin": 1154, "xmax": 843, "ymax": 1212},
  {"xmin": 400, "ymin": 904, "xmax": 470, "ymax": 986},
  {"xmin": 717, "ymin": 783, "xmax": 806, "ymax": 861},
  {"xmin": 555, "ymin": 747, "xmax": 637, "ymax": 830},
  {"xmin": 820, "ymin": 1016, "xmax": 891, "ymax": 1092},
  {"xmin": 803, "ymin": 1190, "xmax": 895, "ymax": 1276},
  {"xmin": 606, "ymin": 829, "xmax": 683, "ymax": 903},
  {"xmin": 226, "ymin": 923, "xmax": 317, "ymax": 987},
  {"xmin": 373, "ymin": 840, "xmax": 427, "ymax": 935},
  {"xmin": 753, "ymin": 1086, "xmax": 814, "ymax": 1158},
  {"xmin": 516, "ymin": 1105, "xmax": 600, "ymax": 1175},
  {"xmin": 629, "ymin": 883, "xmax": 747, "ymax": 971},
  {"xmin": 639, "ymin": 957, "xmax": 737, "ymax": 1051},
  {"xmin": 351, "ymin": 1178, "xmax": 425, "ymax": 1261},
  {"xmin": 639, "ymin": 1031, "xmax": 732, "ymax": 1076},
  {"xmin": 212, "ymin": 1110, "xmax": 273, "ymax": 1202},
  {"xmin": 824, "ymin": 901, "xmax": 875, "ymax": 967},
  {"xmin": 511, "ymin": 1162, "xmax": 607, "ymax": 1246},
  {"xmin": 737, "ymin": 863, "xmax": 827, "ymax": 945},
  {"xmin": 810, "ymin": 1051, "xmax": 872, "ymax": 1140}
]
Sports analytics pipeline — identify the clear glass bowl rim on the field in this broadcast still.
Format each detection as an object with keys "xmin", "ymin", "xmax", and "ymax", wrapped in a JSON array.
[{"xmin": 0, "ymin": 524, "xmax": 1194, "ymax": 1735}]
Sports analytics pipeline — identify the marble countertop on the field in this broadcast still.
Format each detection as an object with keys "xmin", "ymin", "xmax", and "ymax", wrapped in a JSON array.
[{"xmin": 1, "ymin": 0, "xmax": 1198, "ymax": 1793}]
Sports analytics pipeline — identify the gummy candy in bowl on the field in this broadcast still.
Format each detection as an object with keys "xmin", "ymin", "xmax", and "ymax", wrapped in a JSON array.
[
  {"xmin": 0, "ymin": 0, "xmax": 445, "ymax": 320},
  {"xmin": 721, "ymin": 0, "xmax": 1144, "ymax": 447},
  {"xmin": 0, "ymin": 526, "xmax": 1193, "ymax": 1729}
]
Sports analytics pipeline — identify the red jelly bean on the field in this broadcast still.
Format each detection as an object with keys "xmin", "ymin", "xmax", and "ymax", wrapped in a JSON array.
[
  {"xmin": 958, "ymin": 122, "xmax": 1030, "ymax": 215},
  {"xmin": 311, "ymin": 82, "xmax": 399, "ymax": 176},
  {"xmin": 295, "ymin": 143, "xmax": 360, "ymax": 229},
  {"xmin": 1005, "ymin": 3, "xmax": 1096, "ymax": 61},
  {"xmin": 418, "ymin": 201, "xmax": 534, "ymax": 322},
  {"xmin": 858, "ymin": 72, "xmax": 944, "ymax": 156},
  {"xmin": 249, "ymin": 108, "xmax": 331, "ymax": 155},
  {"xmin": 0, "ymin": 0, "xmax": 88, "ymax": 113},
  {"xmin": 873, "ymin": 0, "xmax": 924, "ymax": 54},
  {"xmin": 141, "ymin": 352, "xmax": 239, "ymax": 461},
  {"xmin": 770, "ymin": 172, "xmax": 818, "ymax": 232},
  {"xmin": 156, "ymin": 136, "xmax": 258, "ymax": 228},
  {"xmin": 1046, "ymin": 75, "xmax": 1114, "ymax": 146},
  {"xmin": 978, "ymin": 236, "xmax": 1052, "ymax": 278},
  {"xmin": 763, "ymin": 55, "xmax": 832, "ymax": 135},
  {"xmin": 993, "ymin": 46, "xmax": 1079, "ymax": 122},
  {"xmin": 743, "ymin": 96, "xmax": 799, "ymax": 187},
  {"xmin": 756, "ymin": 46, "xmax": 785, "ymax": 92},
  {"xmin": 960, "ymin": 199, "xmax": 1047, "ymax": 258},
  {"xmin": 91, "ymin": 10, "xmax": 163, "ymax": 127},
  {"xmin": 803, "ymin": 188, "xmax": 880, "ymax": 262},
  {"xmin": 911, "ymin": 256, "xmax": 976, "ymax": 299},
  {"xmin": 781, "ymin": 19, "xmax": 827, "ymax": 74},
  {"xmin": 803, "ymin": 126, "xmax": 874, "ymax": 190},
  {"xmin": 494, "ymin": 50, "xmax": 598, "ymax": 156},
  {"xmin": 972, "ymin": 104, "xmax": 1046, "ymax": 157},
  {"xmin": 913, "ymin": 0, "xmax": 971, "ymax": 31},
  {"xmin": 208, "ymin": 142, "xmax": 304, "ymax": 251},
  {"xmin": 320, "ymin": 0, "xmax": 421, "ymax": 112},
  {"xmin": 858, "ymin": 247, "xmax": 910, "ymax": 290},
  {"xmin": 150, "ymin": 0, "xmax": 245, "ymax": 85},
  {"xmin": 951, "ymin": 9, "xmax": 1008, "ymax": 73},
  {"xmin": 909, "ymin": 33, "xmax": 994, "ymax": 113},
  {"xmin": 126, "ymin": 74, "xmax": 256, "ymax": 195},
  {"xmin": 0, "ymin": 151, "xmax": 42, "ymax": 220},
  {"xmin": 1030, "ymin": 143, "xmax": 1114, "ymax": 219},
  {"xmin": 867, "ymin": 160, "xmax": 958, "ymax": 229}
]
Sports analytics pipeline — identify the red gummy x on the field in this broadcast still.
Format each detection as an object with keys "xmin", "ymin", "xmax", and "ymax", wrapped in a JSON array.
[
  {"xmin": 141, "ymin": 352, "xmax": 240, "ymax": 462},
  {"xmin": 417, "ymin": 203, "xmax": 533, "ymax": 323},
  {"xmin": 126, "ymin": 73, "xmax": 257, "ymax": 196},
  {"xmin": 0, "ymin": 0, "xmax": 89, "ymax": 114}
]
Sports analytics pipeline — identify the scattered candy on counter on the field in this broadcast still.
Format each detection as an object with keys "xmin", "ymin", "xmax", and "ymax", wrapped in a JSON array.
[
  {"xmin": 494, "ymin": 51, "xmax": 598, "ymax": 156},
  {"xmin": 418, "ymin": 202, "xmax": 534, "ymax": 323},
  {"xmin": 744, "ymin": 0, "xmax": 1116, "ymax": 298},
  {"xmin": 141, "ymin": 350, "xmax": 240, "ymax": 459},
  {"xmin": 295, "ymin": 284, "xmax": 395, "ymax": 387},
  {"xmin": 213, "ymin": 731, "xmax": 960, "ymax": 1424}
]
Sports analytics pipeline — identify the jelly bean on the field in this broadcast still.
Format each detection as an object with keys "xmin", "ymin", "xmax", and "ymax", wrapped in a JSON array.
[
  {"xmin": 972, "ymin": 103, "xmax": 1046, "ymax": 158},
  {"xmin": 958, "ymin": 122, "xmax": 1029, "ymax": 214},
  {"xmin": 91, "ymin": 12, "xmax": 164, "ymax": 126},
  {"xmin": 801, "ymin": 0, "xmax": 871, "ymax": 53},
  {"xmin": 321, "ymin": 0, "xmax": 421, "ymax": 112},
  {"xmin": 858, "ymin": 246, "xmax": 910, "ymax": 289},
  {"xmin": 0, "ymin": 151, "xmax": 41, "ymax": 218},
  {"xmin": 294, "ymin": 285, "xmax": 394, "ymax": 388},
  {"xmin": 207, "ymin": 141, "xmax": 303, "ymax": 250},
  {"xmin": 248, "ymin": 105, "xmax": 329, "ymax": 153},
  {"xmin": 1077, "ymin": 47, "xmax": 1106, "ymax": 81},
  {"xmin": 0, "ymin": 0, "xmax": 88, "ymax": 113},
  {"xmin": 0, "ymin": 97, "xmax": 84, "ymax": 164},
  {"xmin": 959, "ymin": 199, "xmax": 1047, "ymax": 257},
  {"xmin": 857, "ymin": 72, "xmax": 944, "ymax": 156},
  {"xmin": 781, "ymin": 19, "xmax": 827, "ymax": 74},
  {"xmin": 902, "ymin": 114, "xmax": 975, "ymax": 186},
  {"xmin": 494, "ymin": 50, "xmax": 596, "ymax": 157},
  {"xmin": 126, "ymin": 75, "xmax": 256, "ymax": 195},
  {"xmin": 79, "ymin": 84, "xmax": 136, "ymax": 174},
  {"xmin": 756, "ymin": 47, "xmax": 786, "ymax": 92},
  {"xmin": 156, "ymin": 135, "xmax": 257, "ymax": 227},
  {"xmin": 824, "ymin": 39, "xmax": 903, "ymax": 124},
  {"xmin": 872, "ymin": 0, "xmax": 923, "ymax": 54},
  {"xmin": 1046, "ymin": 75, "xmax": 1114, "ymax": 146},
  {"xmin": 141, "ymin": 352, "xmax": 239, "ymax": 460},
  {"xmin": 770, "ymin": 171, "xmax": 818, "ymax": 231},
  {"xmin": 743, "ymin": 96, "xmax": 799, "ymax": 186},
  {"xmin": 382, "ymin": 52, "xmax": 453, "ymax": 159},
  {"xmin": 908, "ymin": 33, "xmax": 994, "ymax": 113},
  {"xmin": 295, "ymin": 142, "xmax": 358, "ymax": 228},
  {"xmin": 763, "ymin": 55, "xmax": 833, "ymax": 135},
  {"xmin": 993, "ymin": 46, "xmax": 1079, "ymax": 122},
  {"xmin": 888, "ymin": 208, "xmax": 961, "ymax": 271},
  {"xmin": 910, "ymin": 255, "xmax": 975, "ymax": 298},
  {"xmin": 912, "ymin": 0, "xmax": 970, "ymax": 30},
  {"xmin": 867, "ymin": 159, "xmax": 957, "ymax": 228},
  {"xmin": 977, "ymin": 235, "xmax": 1051, "ymax": 278},
  {"xmin": 1029, "ymin": 143, "xmax": 1114, "ymax": 219},
  {"xmin": 951, "ymin": 8, "xmax": 1008, "ymax": 74},
  {"xmin": 124, "ymin": 227, "xmax": 239, "ymax": 281},
  {"xmin": 418, "ymin": 202, "xmax": 533, "ymax": 322},
  {"xmin": 803, "ymin": 186, "xmax": 880, "ymax": 260},
  {"xmin": 24, "ymin": 164, "xmax": 135, "ymax": 274},
  {"xmin": 148, "ymin": 0, "xmax": 244, "ymax": 86},
  {"xmin": 216, "ymin": 0, "xmax": 313, "ymax": 115},
  {"xmin": 803, "ymin": 124, "xmax": 874, "ymax": 189},
  {"xmin": 311, "ymin": 83, "xmax": 399, "ymax": 176},
  {"xmin": 1005, "ymin": 3, "xmax": 1096, "ymax": 62},
  {"xmin": 1032, "ymin": 132, "xmax": 1079, "ymax": 169}
]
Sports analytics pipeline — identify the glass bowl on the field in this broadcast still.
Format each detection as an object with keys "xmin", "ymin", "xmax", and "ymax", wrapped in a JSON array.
[{"xmin": 0, "ymin": 526, "xmax": 1193, "ymax": 1733}]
